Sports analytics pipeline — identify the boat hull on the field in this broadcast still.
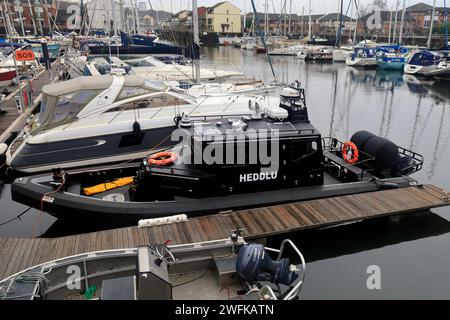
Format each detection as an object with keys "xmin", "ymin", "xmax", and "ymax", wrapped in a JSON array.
[
  {"xmin": 11, "ymin": 173, "xmax": 414, "ymax": 225},
  {"xmin": 346, "ymin": 57, "xmax": 378, "ymax": 69},
  {"xmin": 7, "ymin": 125, "xmax": 177, "ymax": 174},
  {"xmin": 377, "ymin": 60, "xmax": 406, "ymax": 71}
]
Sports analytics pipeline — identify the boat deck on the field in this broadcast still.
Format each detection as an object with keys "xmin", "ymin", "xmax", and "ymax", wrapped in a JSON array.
[
  {"xmin": 0, "ymin": 62, "xmax": 60, "ymax": 143},
  {"xmin": 0, "ymin": 184, "xmax": 449, "ymax": 281}
]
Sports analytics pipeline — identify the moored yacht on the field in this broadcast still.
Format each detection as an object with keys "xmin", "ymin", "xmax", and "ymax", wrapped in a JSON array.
[
  {"xmin": 404, "ymin": 50, "xmax": 450, "ymax": 78},
  {"xmin": 5, "ymin": 75, "xmax": 277, "ymax": 174},
  {"xmin": 346, "ymin": 47, "xmax": 378, "ymax": 69},
  {"xmin": 125, "ymin": 56, "xmax": 244, "ymax": 82}
]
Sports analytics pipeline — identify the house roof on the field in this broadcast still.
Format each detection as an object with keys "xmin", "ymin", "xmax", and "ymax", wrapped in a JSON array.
[
  {"xmin": 317, "ymin": 13, "xmax": 352, "ymax": 22},
  {"xmin": 406, "ymin": 3, "xmax": 433, "ymax": 12},
  {"xmin": 244, "ymin": 12, "xmax": 327, "ymax": 22},
  {"xmin": 359, "ymin": 10, "xmax": 415, "ymax": 23},
  {"xmin": 207, "ymin": 1, "xmax": 240, "ymax": 13}
]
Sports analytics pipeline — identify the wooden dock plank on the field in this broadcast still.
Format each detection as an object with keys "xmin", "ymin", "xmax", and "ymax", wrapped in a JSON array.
[{"xmin": 1, "ymin": 185, "xmax": 450, "ymax": 279}]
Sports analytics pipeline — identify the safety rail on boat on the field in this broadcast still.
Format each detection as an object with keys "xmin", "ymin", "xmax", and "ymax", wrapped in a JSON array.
[
  {"xmin": 322, "ymin": 137, "xmax": 376, "ymax": 180},
  {"xmin": 397, "ymin": 146, "xmax": 424, "ymax": 176},
  {"xmin": 264, "ymin": 239, "xmax": 306, "ymax": 300}
]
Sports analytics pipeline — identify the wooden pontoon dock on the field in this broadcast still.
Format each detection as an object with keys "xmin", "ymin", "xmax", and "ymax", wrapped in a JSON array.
[{"xmin": 0, "ymin": 184, "xmax": 449, "ymax": 280}]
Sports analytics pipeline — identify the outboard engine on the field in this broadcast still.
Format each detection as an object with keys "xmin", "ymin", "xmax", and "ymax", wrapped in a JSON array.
[
  {"xmin": 236, "ymin": 243, "xmax": 298, "ymax": 286},
  {"xmin": 279, "ymin": 81, "xmax": 309, "ymax": 123}
]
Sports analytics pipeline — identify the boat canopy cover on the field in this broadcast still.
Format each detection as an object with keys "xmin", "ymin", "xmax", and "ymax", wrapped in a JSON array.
[
  {"xmin": 33, "ymin": 76, "xmax": 168, "ymax": 133},
  {"xmin": 408, "ymin": 50, "xmax": 441, "ymax": 66},
  {"xmin": 41, "ymin": 75, "xmax": 167, "ymax": 97},
  {"xmin": 352, "ymin": 47, "xmax": 377, "ymax": 58}
]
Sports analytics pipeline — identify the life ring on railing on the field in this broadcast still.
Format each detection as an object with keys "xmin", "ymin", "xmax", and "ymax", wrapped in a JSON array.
[
  {"xmin": 147, "ymin": 152, "xmax": 177, "ymax": 166},
  {"xmin": 342, "ymin": 141, "xmax": 359, "ymax": 165}
]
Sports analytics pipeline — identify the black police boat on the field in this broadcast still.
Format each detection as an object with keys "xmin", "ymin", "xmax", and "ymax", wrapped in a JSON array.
[{"xmin": 11, "ymin": 83, "xmax": 424, "ymax": 225}]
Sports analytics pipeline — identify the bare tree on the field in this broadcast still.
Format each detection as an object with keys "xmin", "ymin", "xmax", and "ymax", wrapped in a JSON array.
[{"xmin": 359, "ymin": 0, "xmax": 388, "ymax": 16}]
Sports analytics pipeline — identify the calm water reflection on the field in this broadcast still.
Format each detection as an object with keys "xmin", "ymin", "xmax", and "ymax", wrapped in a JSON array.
[{"xmin": 0, "ymin": 47, "xmax": 449, "ymax": 298}]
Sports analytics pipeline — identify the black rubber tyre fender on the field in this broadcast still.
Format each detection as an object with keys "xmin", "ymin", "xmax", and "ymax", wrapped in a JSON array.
[
  {"xmin": 350, "ymin": 131, "xmax": 376, "ymax": 152},
  {"xmin": 364, "ymin": 136, "xmax": 401, "ymax": 170}
]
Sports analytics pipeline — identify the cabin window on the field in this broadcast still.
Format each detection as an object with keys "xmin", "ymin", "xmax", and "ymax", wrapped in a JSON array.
[
  {"xmin": 290, "ymin": 140, "xmax": 318, "ymax": 163},
  {"xmin": 117, "ymin": 86, "xmax": 152, "ymax": 101},
  {"xmin": 106, "ymin": 94, "xmax": 190, "ymax": 113}
]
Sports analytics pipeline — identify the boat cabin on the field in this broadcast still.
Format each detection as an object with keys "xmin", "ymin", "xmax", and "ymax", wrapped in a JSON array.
[
  {"xmin": 131, "ymin": 85, "xmax": 325, "ymax": 200},
  {"xmin": 30, "ymin": 76, "xmax": 170, "ymax": 134},
  {"xmin": 408, "ymin": 50, "xmax": 441, "ymax": 66}
]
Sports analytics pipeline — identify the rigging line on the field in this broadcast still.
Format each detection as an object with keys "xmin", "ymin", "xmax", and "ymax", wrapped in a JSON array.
[
  {"xmin": 0, "ymin": 207, "xmax": 32, "ymax": 227},
  {"xmin": 35, "ymin": 0, "xmax": 63, "ymax": 34},
  {"xmin": 251, "ymin": 0, "xmax": 277, "ymax": 83}
]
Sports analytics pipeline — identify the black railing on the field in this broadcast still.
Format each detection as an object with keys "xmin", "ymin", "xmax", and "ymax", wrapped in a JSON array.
[
  {"xmin": 322, "ymin": 137, "xmax": 375, "ymax": 180},
  {"xmin": 322, "ymin": 137, "xmax": 424, "ymax": 178}
]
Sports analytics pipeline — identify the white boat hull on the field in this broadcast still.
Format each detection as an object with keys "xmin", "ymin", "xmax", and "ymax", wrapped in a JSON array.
[{"xmin": 346, "ymin": 57, "xmax": 378, "ymax": 68}]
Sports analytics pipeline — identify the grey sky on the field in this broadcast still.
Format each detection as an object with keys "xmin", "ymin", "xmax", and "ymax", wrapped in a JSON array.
[{"xmin": 143, "ymin": 0, "xmax": 441, "ymax": 15}]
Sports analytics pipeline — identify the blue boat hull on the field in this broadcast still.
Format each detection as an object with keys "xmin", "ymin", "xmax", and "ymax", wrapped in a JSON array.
[{"xmin": 377, "ymin": 59, "xmax": 407, "ymax": 70}]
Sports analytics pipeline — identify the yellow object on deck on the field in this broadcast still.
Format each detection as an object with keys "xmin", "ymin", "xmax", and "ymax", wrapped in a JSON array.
[{"xmin": 83, "ymin": 177, "xmax": 134, "ymax": 196}]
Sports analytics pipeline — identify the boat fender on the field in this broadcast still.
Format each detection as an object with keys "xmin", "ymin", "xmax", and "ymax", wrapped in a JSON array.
[
  {"xmin": 0, "ymin": 143, "xmax": 7, "ymax": 156},
  {"xmin": 138, "ymin": 214, "xmax": 188, "ymax": 228},
  {"xmin": 342, "ymin": 141, "xmax": 359, "ymax": 165},
  {"xmin": 133, "ymin": 121, "xmax": 141, "ymax": 140}
]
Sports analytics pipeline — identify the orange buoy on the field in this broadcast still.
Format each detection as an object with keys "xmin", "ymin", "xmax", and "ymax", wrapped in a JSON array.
[
  {"xmin": 147, "ymin": 151, "xmax": 177, "ymax": 166},
  {"xmin": 342, "ymin": 141, "xmax": 359, "ymax": 165}
]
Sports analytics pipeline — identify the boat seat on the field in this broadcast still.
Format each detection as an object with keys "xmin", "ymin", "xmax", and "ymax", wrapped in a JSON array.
[
  {"xmin": 214, "ymin": 256, "xmax": 238, "ymax": 287},
  {"xmin": 324, "ymin": 151, "xmax": 372, "ymax": 180}
]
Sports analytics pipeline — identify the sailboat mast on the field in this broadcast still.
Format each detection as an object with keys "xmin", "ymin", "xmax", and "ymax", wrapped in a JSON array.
[
  {"xmin": 427, "ymin": 0, "xmax": 436, "ymax": 49},
  {"xmin": 283, "ymin": 0, "xmax": 287, "ymax": 37},
  {"xmin": 15, "ymin": 0, "xmax": 26, "ymax": 37},
  {"xmin": 301, "ymin": 6, "xmax": 304, "ymax": 37},
  {"xmin": 3, "ymin": 0, "xmax": 25, "ymax": 112},
  {"xmin": 444, "ymin": 0, "xmax": 448, "ymax": 49},
  {"xmin": 392, "ymin": 0, "xmax": 399, "ymax": 43},
  {"xmin": 27, "ymin": 0, "xmax": 37, "ymax": 35},
  {"xmin": 336, "ymin": 0, "xmax": 343, "ymax": 47},
  {"xmin": 264, "ymin": 0, "xmax": 268, "ymax": 36},
  {"xmin": 288, "ymin": 0, "xmax": 292, "ymax": 35},
  {"xmin": 388, "ymin": 9, "xmax": 393, "ymax": 44},
  {"xmin": 398, "ymin": 0, "xmax": 406, "ymax": 45},
  {"xmin": 250, "ymin": 0, "xmax": 276, "ymax": 83},
  {"xmin": 308, "ymin": 0, "xmax": 312, "ymax": 39},
  {"xmin": 192, "ymin": 0, "xmax": 200, "ymax": 83}
]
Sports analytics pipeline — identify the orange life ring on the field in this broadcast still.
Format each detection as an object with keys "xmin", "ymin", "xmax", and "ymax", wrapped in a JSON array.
[
  {"xmin": 342, "ymin": 141, "xmax": 359, "ymax": 165},
  {"xmin": 148, "ymin": 152, "xmax": 177, "ymax": 166}
]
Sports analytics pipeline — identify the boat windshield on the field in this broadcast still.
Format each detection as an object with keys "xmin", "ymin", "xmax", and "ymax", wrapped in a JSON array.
[
  {"xmin": 125, "ymin": 57, "xmax": 167, "ymax": 68},
  {"xmin": 31, "ymin": 89, "xmax": 100, "ymax": 133}
]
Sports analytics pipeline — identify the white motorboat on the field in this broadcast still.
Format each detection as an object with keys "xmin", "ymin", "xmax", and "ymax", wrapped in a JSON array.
[
  {"xmin": 404, "ymin": 50, "xmax": 450, "ymax": 78},
  {"xmin": 5, "ymin": 75, "xmax": 279, "ymax": 173},
  {"xmin": 94, "ymin": 56, "xmax": 244, "ymax": 82}
]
